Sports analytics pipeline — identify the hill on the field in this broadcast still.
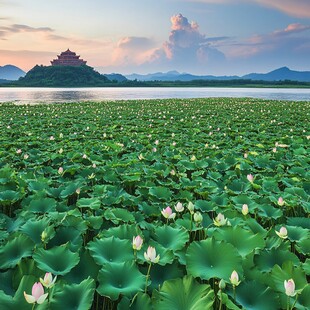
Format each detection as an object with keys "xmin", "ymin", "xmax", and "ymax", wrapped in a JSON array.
[
  {"xmin": 0, "ymin": 65, "xmax": 26, "ymax": 80},
  {"xmin": 104, "ymin": 73, "xmax": 127, "ymax": 82},
  {"xmin": 126, "ymin": 67, "xmax": 310, "ymax": 82},
  {"xmin": 243, "ymin": 67, "xmax": 310, "ymax": 82},
  {"xmin": 16, "ymin": 65, "xmax": 111, "ymax": 87}
]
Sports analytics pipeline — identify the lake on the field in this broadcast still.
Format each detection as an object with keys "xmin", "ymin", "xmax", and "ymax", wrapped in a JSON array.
[{"xmin": 0, "ymin": 87, "xmax": 309, "ymax": 104}]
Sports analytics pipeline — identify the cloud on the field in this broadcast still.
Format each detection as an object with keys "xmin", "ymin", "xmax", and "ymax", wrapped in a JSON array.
[
  {"xmin": 0, "ymin": 24, "xmax": 53, "ymax": 39},
  {"xmin": 112, "ymin": 36, "xmax": 158, "ymax": 66},
  {"xmin": 219, "ymin": 22, "xmax": 310, "ymax": 73},
  {"xmin": 189, "ymin": 0, "xmax": 310, "ymax": 18},
  {"xmin": 153, "ymin": 13, "xmax": 226, "ymax": 73}
]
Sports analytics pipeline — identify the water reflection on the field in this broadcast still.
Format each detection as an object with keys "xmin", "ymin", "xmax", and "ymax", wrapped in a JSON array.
[{"xmin": 0, "ymin": 87, "xmax": 309, "ymax": 104}]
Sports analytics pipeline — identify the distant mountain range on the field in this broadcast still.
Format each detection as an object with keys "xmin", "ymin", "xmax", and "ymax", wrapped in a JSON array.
[
  {"xmin": 1, "ymin": 64, "xmax": 310, "ymax": 83},
  {"xmin": 0, "ymin": 65, "xmax": 26, "ymax": 80},
  {"xmin": 126, "ymin": 67, "xmax": 310, "ymax": 82}
]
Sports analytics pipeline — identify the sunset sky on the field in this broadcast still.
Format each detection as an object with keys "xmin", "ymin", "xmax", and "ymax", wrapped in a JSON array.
[{"xmin": 1, "ymin": 0, "xmax": 310, "ymax": 75}]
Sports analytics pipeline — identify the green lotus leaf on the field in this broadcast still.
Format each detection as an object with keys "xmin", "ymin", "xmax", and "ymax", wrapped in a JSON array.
[
  {"xmin": 303, "ymin": 259, "xmax": 310, "ymax": 275},
  {"xmin": 101, "ymin": 224, "xmax": 142, "ymax": 240},
  {"xmin": 0, "ymin": 291, "xmax": 14, "ymax": 310},
  {"xmin": 286, "ymin": 226, "xmax": 310, "ymax": 243},
  {"xmin": 50, "ymin": 278, "xmax": 95, "ymax": 310},
  {"xmin": 0, "ymin": 235, "xmax": 34, "ymax": 269},
  {"xmin": 257, "ymin": 204, "xmax": 283, "ymax": 219},
  {"xmin": 28, "ymin": 197, "xmax": 57, "ymax": 213},
  {"xmin": 97, "ymin": 262, "xmax": 145, "ymax": 301},
  {"xmin": 87, "ymin": 236, "xmax": 133, "ymax": 266},
  {"xmin": 0, "ymin": 190, "xmax": 22, "ymax": 204},
  {"xmin": 85, "ymin": 215, "xmax": 103, "ymax": 230},
  {"xmin": 194, "ymin": 200, "xmax": 214, "ymax": 212},
  {"xmin": 33, "ymin": 245, "xmax": 80, "ymax": 275},
  {"xmin": 27, "ymin": 179, "xmax": 50, "ymax": 192},
  {"xmin": 286, "ymin": 217, "xmax": 310, "ymax": 229},
  {"xmin": 77, "ymin": 197, "xmax": 101, "ymax": 210},
  {"xmin": 60, "ymin": 183, "xmax": 81, "ymax": 198},
  {"xmin": 153, "ymin": 225, "xmax": 189, "ymax": 252},
  {"xmin": 254, "ymin": 248, "xmax": 300, "ymax": 273},
  {"xmin": 104, "ymin": 208, "xmax": 135, "ymax": 223},
  {"xmin": 149, "ymin": 186, "xmax": 172, "ymax": 201},
  {"xmin": 118, "ymin": 292, "xmax": 152, "ymax": 310},
  {"xmin": 186, "ymin": 238, "xmax": 243, "ymax": 281},
  {"xmin": 296, "ymin": 284, "xmax": 310, "ymax": 310},
  {"xmin": 211, "ymin": 193, "xmax": 229, "ymax": 206},
  {"xmin": 48, "ymin": 226, "xmax": 83, "ymax": 252},
  {"xmin": 270, "ymin": 261, "xmax": 308, "ymax": 294},
  {"xmin": 227, "ymin": 179, "xmax": 250, "ymax": 193},
  {"xmin": 19, "ymin": 217, "xmax": 50, "ymax": 244},
  {"xmin": 62, "ymin": 249, "xmax": 100, "ymax": 284},
  {"xmin": 0, "ymin": 269, "xmax": 14, "ymax": 295},
  {"xmin": 235, "ymin": 280, "xmax": 280, "ymax": 310},
  {"xmin": 212, "ymin": 226, "xmax": 265, "ymax": 257},
  {"xmin": 152, "ymin": 275, "xmax": 214, "ymax": 310},
  {"xmin": 148, "ymin": 260, "xmax": 184, "ymax": 290}
]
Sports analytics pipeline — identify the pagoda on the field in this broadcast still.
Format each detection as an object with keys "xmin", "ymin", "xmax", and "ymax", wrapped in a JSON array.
[{"xmin": 51, "ymin": 49, "xmax": 87, "ymax": 66}]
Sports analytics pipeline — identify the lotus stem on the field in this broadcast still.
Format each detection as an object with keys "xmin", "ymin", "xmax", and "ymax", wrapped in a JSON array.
[
  {"xmin": 290, "ymin": 294, "xmax": 298, "ymax": 310},
  {"xmin": 233, "ymin": 285, "xmax": 236, "ymax": 303},
  {"xmin": 219, "ymin": 290, "xmax": 223, "ymax": 310},
  {"xmin": 145, "ymin": 262, "xmax": 152, "ymax": 293},
  {"xmin": 32, "ymin": 304, "xmax": 35, "ymax": 310},
  {"xmin": 287, "ymin": 296, "xmax": 290, "ymax": 310}
]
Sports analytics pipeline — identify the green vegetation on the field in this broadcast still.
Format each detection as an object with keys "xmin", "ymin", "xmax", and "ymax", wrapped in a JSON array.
[
  {"xmin": 15, "ymin": 65, "xmax": 111, "ymax": 87},
  {"xmin": 0, "ymin": 98, "xmax": 309, "ymax": 309}
]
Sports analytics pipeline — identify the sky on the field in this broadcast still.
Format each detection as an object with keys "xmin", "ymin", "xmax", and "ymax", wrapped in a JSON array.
[{"xmin": 0, "ymin": 0, "xmax": 310, "ymax": 75}]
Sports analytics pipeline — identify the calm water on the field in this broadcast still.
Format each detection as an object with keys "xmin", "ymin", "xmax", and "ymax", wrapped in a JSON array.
[{"xmin": 0, "ymin": 87, "xmax": 309, "ymax": 104}]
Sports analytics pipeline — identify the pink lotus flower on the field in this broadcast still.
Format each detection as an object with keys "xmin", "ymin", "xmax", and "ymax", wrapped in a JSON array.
[
  {"xmin": 82, "ymin": 154, "xmax": 87, "ymax": 159},
  {"xmin": 276, "ymin": 226, "xmax": 288, "ymax": 239},
  {"xmin": 242, "ymin": 204, "xmax": 249, "ymax": 216},
  {"xmin": 49, "ymin": 136, "xmax": 55, "ymax": 141},
  {"xmin": 161, "ymin": 207, "xmax": 176, "ymax": 220},
  {"xmin": 40, "ymin": 272, "xmax": 57, "ymax": 289},
  {"xmin": 278, "ymin": 197, "xmax": 285, "ymax": 206},
  {"xmin": 229, "ymin": 270, "xmax": 240, "ymax": 286},
  {"xmin": 132, "ymin": 235, "xmax": 143, "ymax": 251},
  {"xmin": 247, "ymin": 174, "xmax": 254, "ymax": 183},
  {"xmin": 24, "ymin": 282, "xmax": 48, "ymax": 304},
  {"xmin": 16, "ymin": 149, "xmax": 22, "ymax": 154},
  {"xmin": 144, "ymin": 246, "xmax": 160, "ymax": 263},
  {"xmin": 284, "ymin": 279, "xmax": 296, "ymax": 297}
]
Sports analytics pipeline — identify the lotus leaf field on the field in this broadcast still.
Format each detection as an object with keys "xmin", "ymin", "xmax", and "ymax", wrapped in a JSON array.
[{"xmin": 0, "ymin": 98, "xmax": 309, "ymax": 310}]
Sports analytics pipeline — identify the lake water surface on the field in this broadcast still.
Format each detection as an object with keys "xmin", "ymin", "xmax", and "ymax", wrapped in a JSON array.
[{"xmin": 0, "ymin": 87, "xmax": 309, "ymax": 104}]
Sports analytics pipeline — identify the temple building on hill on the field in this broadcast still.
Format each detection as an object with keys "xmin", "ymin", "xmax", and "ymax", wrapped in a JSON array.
[{"xmin": 51, "ymin": 49, "xmax": 87, "ymax": 66}]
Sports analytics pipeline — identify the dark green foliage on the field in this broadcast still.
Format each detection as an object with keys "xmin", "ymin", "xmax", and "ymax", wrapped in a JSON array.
[{"xmin": 16, "ymin": 65, "xmax": 111, "ymax": 87}]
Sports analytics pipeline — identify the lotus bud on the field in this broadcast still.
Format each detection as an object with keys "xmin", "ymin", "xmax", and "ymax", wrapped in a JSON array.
[
  {"xmin": 59, "ymin": 133, "xmax": 63, "ymax": 138},
  {"xmin": 41, "ymin": 230, "xmax": 48, "ymax": 243},
  {"xmin": 132, "ymin": 235, "xmax": 143, "ymax": 251},
  {"xmin": 155, "ymin": 140, "xmax": 159, "ymax": 145},
  {"xmin": 16, "ymin": 149, "xmax": 22, "ymax": 154},
  {"xmin": 59, "ymin": 148, "xmax": 63, "ymax": 154},
  {"xmin": 76, "ymin": 188, "xmax": 81, "ymax": 195},
  {"xmin": 82, "ymin": 154, "xmax": 87, "ymax": 159},
  {"xmin": 242, "ymin": 204, "xmax": 249, "ymax": 216},
  {"xmin": 175, "ymin": 202, "xmax": 184, "ymax": 212},
  {"xmin": 144, "ymin": 246, "xmax": 160, "ymax": 263},
  {"xmin": 276, "ymin": 226, "xmax": 288, "ymax": 239},
  {"xmin": 229, "ymin": 270, "xmax": 241, "ymax": 286},
  {"xmin": 24, "ymin": 282, "xmax": 48, "ymax": 304},
  {"xmin": 219, "ymin": 279, "xmax": 226, "ymax": 290},
  {"xmin": 213, "ymin": 213, "xmax": 227, "ymax": 227},
  {"xmin": 40, "ymin": 272, "xmax": 57, "ymax": 289},
  {"xmin": 187, "ymin": 201, "xmax": 195, "ymax": 213},
  {"xmin": 161, "ymin": 207, "xmax": 176, "ymax": 220},
  {"xmin": 247, "ymin": 174, "xmax": 254, "ymax": 183},
  {"xmin": 190, "ymin": 155, "xmax": 196, "ymax": 161},
  {"xmin": 24, "ymin": 154, "xmax": 29, "ymax": 160},
  {"xmin": 244, "ymin": 153, "xmax": 248, "ymax": 158},
  {"xmin": 278, "ymin": 197, "xmax": 285, "ymax": 206},
  {"xmin": 49, "ymin": 136, "xmax": 54, "ymax": 141},
  {"xmin": 194, "ymin": 211, "xmax": 203, "ymax": 223},
  {"xmin": 58, "ymin": 167, "xmax": 63, "ymax": 175},
  {"xmin": 284, "ymin": 279, "xmax": 296, "ymax": 297}
]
